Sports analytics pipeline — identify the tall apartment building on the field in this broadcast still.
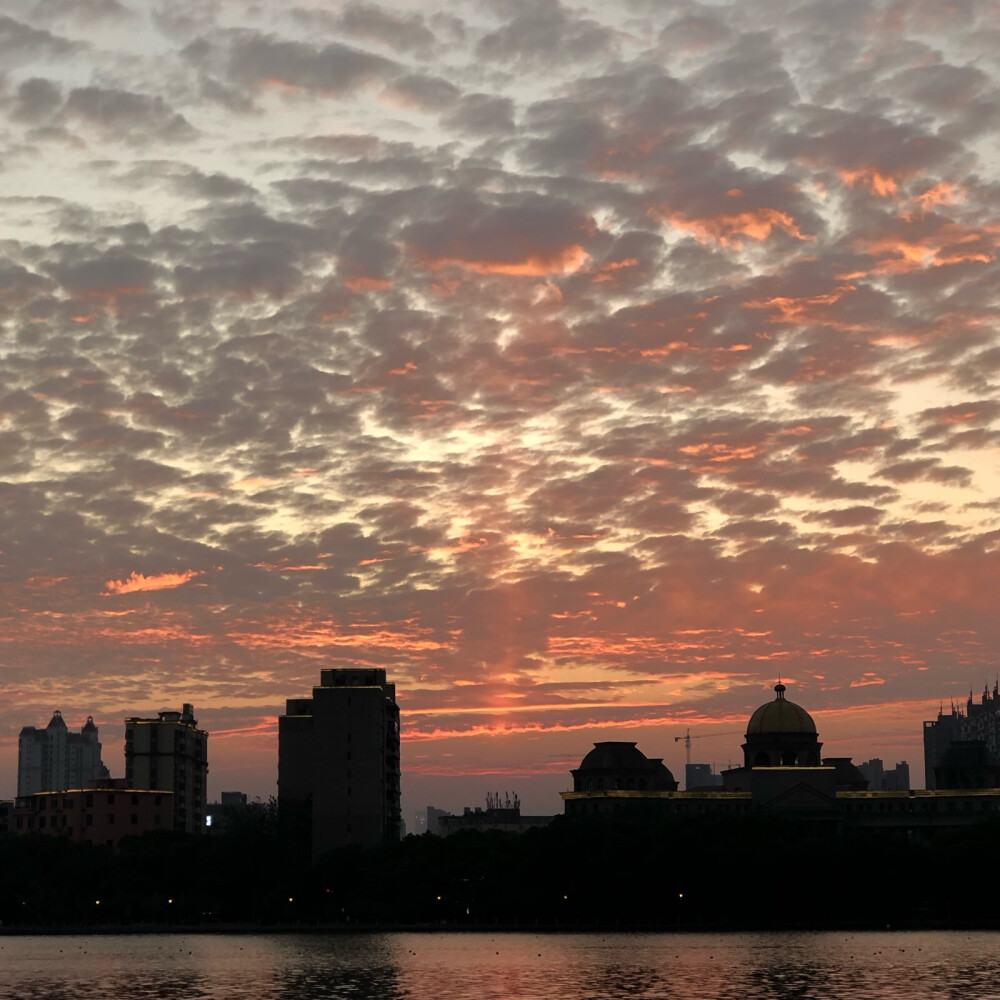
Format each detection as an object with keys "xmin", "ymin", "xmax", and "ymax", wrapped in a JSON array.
[
  {"xmin": 17, "ymin": 711, "xmax": 109, "ymax": 796},
  {"xmin": 924, "ymin": 686, "xmax": 1000, "ymax": 789},
  {"xmin": 278, "ymin": 668, "xmax": 401, "ymax": 859},
  {"xmin": 858, "ymin": 758, "xmax": 910, "ymax": 791},
  {"xmin": 125, "ymin": 704, "xmax": 208, "ymax": 834}
]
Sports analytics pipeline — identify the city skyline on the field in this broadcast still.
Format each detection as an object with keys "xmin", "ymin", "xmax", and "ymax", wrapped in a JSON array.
[{"xmin": 2, "ymin": 0, "xmax": 1000, "ymax": 823}]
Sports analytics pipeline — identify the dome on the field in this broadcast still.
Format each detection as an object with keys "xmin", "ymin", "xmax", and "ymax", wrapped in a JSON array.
[
  {"xmin": 572, "ymin": 741, "xmax": 678, "ymax": 791},
  {"xmin": 577, "ymin": 741, "xmax": 649, "ymax": 771},
  {"xmin": 746, "ymin": 684, "xmax": 816, "ymax": 735}
]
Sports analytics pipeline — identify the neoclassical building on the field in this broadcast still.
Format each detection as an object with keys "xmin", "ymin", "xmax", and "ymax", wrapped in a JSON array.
[{"xmin": 562, "ymin": 684, "xmax": 1000, "ymax": 834}]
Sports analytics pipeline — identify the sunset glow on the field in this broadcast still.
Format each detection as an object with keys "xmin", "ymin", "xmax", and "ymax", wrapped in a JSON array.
[{"xmin": 1, "ymin": 0, "xmax": 999, "ymax": 822}]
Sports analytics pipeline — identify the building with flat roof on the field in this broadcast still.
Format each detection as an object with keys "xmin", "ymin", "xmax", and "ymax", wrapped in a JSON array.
[
  {"xmin": 17, "ymin": 711, "xmax": 109, "ymax": 796},
  {"xmin": 125, "ymin": 704, "xmax": 208, "ymax": 834},
  {"xmin": 279, "ymin": 668, "xmax": 401, "ymax": 860},
  {"xmin": 562, "ymin": 685, "xmax": 1000, "ymax": 837},
  {"xmin": 11, "ymin": 781, "xmax": 173, "ymax": 848}
]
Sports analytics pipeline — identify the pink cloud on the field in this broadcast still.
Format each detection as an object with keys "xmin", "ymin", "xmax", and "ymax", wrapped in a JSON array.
[{"xmin": 102, "ymin": 570, "xmax": 203, "ymax": 596}]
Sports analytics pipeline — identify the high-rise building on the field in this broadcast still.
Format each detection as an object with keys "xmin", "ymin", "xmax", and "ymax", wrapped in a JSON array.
[
  {"xmin": 124, "ymin": 704, "xmax": 208, "ymax": 834},
  {"xmin": 17, "ymin": 711, "xmax": 109, "ymax": 796},
  {"xmin": 858, "ymin": 758, "xmax": 910, "ymax": 791},
  {"xmin": 923, "ymin": 687, "xmax": 1000, "ymax": 789},
  {"xmin": 278, "ymin": 668, "xmax": 401, "ymax": 859},
  {"xmin": 685, "ymin": 763, "xmax": 723, "ymax": 789}
]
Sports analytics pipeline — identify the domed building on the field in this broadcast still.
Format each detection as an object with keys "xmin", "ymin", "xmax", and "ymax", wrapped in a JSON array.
[
  {"xmin": 571, "ymin": 742, "xmax": 678, "ymax": 793},
  {"xmin": 562, "ymin": 682, "xmax": 1000, "ymax": 834},
  {"xmin": 742, "ymin": 684, "xmax": 822, "ymax": 768}
]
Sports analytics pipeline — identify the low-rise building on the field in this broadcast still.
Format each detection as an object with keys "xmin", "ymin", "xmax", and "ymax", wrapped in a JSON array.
[
  {"xmin": 11, "ymin": 780, "xmax": 173, "ymax": 848},
  {"xmin": 562, "ymin": 686, "xmax": 1000, "ymax": 837}
]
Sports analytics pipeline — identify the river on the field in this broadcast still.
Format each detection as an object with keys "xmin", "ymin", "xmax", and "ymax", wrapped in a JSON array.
[{"xmin": 1, "ymin": 930, "xmax": 997, "ymax": 999}]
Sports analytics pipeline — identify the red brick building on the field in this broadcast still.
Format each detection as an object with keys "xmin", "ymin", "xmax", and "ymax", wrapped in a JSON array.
[{"xmin": 11, "ymin": 781, "xmax": 173, "ymax": 848}]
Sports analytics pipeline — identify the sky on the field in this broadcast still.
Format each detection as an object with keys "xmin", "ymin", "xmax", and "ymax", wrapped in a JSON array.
[{"xmin": 1, "ymin": 0, "xmax": 999, "ymax": 826}]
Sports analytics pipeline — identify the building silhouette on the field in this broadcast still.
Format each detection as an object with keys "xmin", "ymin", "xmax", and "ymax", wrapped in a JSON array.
[
  {"xmin": 278, "ymin": 668, "xmax": 401, "ymax": 860},
  {"xmin": 563, "ymin": 684, "xmax": 1000, "ymax": 833},
  {"xmin": 17, "ymin": 711, "xmax": 110, "ymax": 796},
  {"xmin": 924, "ymin": 685, "xmax": 1000, "ymax": 788},
  {"xmin": 11, "ymin": 780, "xmax": 173, "ymax": 848},
  {"xmin": 685, "ymin": 763, "xmax": 723, "ymax": 789},
  {"xmin": 124, "ymin": 704, "xmax": 208, "ymax": 834},
  {"xmin": 858, "ymin": 758, "xmax": 910, "ymax": 791}
]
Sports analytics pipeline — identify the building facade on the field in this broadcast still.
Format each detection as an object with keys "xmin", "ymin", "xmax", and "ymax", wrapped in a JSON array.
[
  {"xmin": 858, "ymin": 758, "xmax": 911, "ymax": 791},
  {"xmin": 11, "ymin": 781, "xmax": 173, "ymax": 848},
  {"xmin": 279, "ymin": 668, "xmax": 401, "ymax": 859},
  {"xmin": 924, "ymin": 685, "xmax": 1000, "ymax": 788},
  {"xmin": 17, "ymin": 711, "xmax": 109, "ymax": 796},
  {"xmin": 562, "ymin": 685, "xmax": 1000, "ymax": 837},
  {"xmin": 124, "ymin": 704, "xmax": 208, "ymax": 834}
]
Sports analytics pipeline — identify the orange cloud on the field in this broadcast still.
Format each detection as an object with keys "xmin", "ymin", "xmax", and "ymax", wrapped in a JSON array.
[
  {"xmin": 102, "ymin": 569, "xmax": 203, "ymax": 596},
  {"xmin": 655, "ymin": 206, "xmax": 812, "ymax": 246},
  {"xmin": 839, "ymin": 167, "xmax": 899, "ymax": 197},
  {"xmin": 422, "ymin": 244, "xmax": 589, "ymax": 276}
]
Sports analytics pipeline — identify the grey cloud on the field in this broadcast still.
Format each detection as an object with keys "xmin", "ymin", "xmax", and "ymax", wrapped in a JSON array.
[
  {"xmin": 227, "ymin": 34, "xmax": 399, "ymax": 94},
  {"xmin": 383, "ymin": 73, "xmax": 460, "ymax": 112},
  {"xmin": 443, "ymin": 93, "xmax": 515, "ymax": 134},
  {"xmin": 11, "ymin": 77, "xmax": 63, "ymax": 121},
  {"xmin": 63, "ymin": 87, "xmax": 197, "ymax": 143},
  {"xmin": 477, "ymin": 0, "xmax": 619, "ymax": 69},
  {"xmin": 0, "ymin": 14, "xmax": 79, "ymax": 62},
  {"xmin": 335, "ymin": 1, "xmax": 437, "ymax": 55}
]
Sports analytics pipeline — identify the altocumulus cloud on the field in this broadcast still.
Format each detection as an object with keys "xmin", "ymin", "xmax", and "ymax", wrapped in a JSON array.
[{"xmin": 0, "ymin": 0, "xmax": 999, "ymax": 812}]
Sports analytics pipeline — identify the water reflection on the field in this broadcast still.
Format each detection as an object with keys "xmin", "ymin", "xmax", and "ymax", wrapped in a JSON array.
[{"xmin": 3, "ymin": 931, "xmax": 1000, "ymax": 1000}]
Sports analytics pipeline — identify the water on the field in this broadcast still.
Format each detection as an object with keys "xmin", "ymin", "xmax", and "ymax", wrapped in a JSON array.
[{"xmin": 1, "ymin": 931, "xmax": 998, "ymax": 999}]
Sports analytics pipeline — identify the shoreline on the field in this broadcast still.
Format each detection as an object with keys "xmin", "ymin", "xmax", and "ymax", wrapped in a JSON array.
[{"xmin": 4, "ymin": 918, "xmax": 1000, "ymax": 936}]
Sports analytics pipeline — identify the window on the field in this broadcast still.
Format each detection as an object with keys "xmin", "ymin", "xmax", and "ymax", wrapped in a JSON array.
[
  {"xmin": 86, "ymin": 814, "xmax": 93, "ymax": 826},
  {"xmin": 39, "ymin": 817, "xmax": 46, "ymax": 829},
  {"xmin": 107, "ymin": 794, "xmax": 115, "ymax": 805},
  {"xmin": 131, "ymin": 795, "xmax": 139, "ymax": 805},
  {"xmin": 85, "ymin": 794, "xmax": 93, "ymax": 807},
  {"xmin": 108, "ymin": 814, "xmax": 115, "ymax": 824},
  {"xmin": 131, "ymin": 814, "xmax": 138, "ymax": 825}
]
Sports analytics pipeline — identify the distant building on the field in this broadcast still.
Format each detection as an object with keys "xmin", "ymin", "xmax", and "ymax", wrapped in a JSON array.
[
  {"xmin": 685, "ymin": 763, "xmax": 723, "ymax": 789},
  {"xmin": 933, "ymin": 740, "xmax": 1000, "ymax": 789},
  {"xmin": 11, "ymin": 780, "xmax": 173, "ymax": 848},
  {"xmin": 206, "ymin": 791, "xmax": 246, "ymax": 834},
  {"xmin": 426, "ymin": 805, "xmax": 454, "ymax": 835},
  {"xmin": 278, "ymin": 668, "xmax": 401, "ymax": 860},
  {"xmin": 924, "ymin": 686, "xmax": 1000, "ymax": 788},
  {"xmin": 125, "ymin": 704, "xmax": 208, "ymax": 834},
  {"xmin": 562, "ymin": 685, "xmax": 1000, "ymax": 836},
  {"xmin": 571, "ymin": 742, "xmax": 678, "ymax": 793},
  {"xmin": 434, "ymin": 791, "xmax": 554, "ymax": 836},
  {"xmin": 858, "ymin": 758, "xmax": 910, "ymax": 791},
  {"xmin": 17, "ymin": 711, "xmax": 109, "ymax": 796},
  {"xmin": 923, "ymin": 706, "xmax": 961, "ymax": 789}
]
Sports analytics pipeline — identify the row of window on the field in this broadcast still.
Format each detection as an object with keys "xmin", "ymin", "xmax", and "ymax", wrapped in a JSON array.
[
  {"xmin": 31, "ymin": 793, "xmax": 164, "ymax": 809},
  {"xmin": 15, "ymin": 813, "xmax": 163, "ymax": 830}
]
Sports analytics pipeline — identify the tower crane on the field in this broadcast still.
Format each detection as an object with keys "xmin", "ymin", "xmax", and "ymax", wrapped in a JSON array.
[{"xmin": 674, "ymin": 728, "xmax": 742, "ymax": 766}]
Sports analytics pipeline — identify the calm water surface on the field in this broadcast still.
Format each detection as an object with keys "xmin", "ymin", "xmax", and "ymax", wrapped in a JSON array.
[{"xmin": 1, "ymin": 931, "xmax": 998, "ymax": 999}]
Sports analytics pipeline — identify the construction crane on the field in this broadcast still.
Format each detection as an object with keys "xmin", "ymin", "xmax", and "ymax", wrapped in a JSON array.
[{"xmin": 674, "ymin": 728, "xmax": 742, "ymax": 766}]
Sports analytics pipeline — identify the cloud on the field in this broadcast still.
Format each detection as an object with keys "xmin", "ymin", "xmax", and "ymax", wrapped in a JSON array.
[
  {"xmin": 102, "ymin": 570, "xmax": 204, "ymax": 596},
  {"xmin": 1, "ymin": 0, "xmax": 999, "ymax": 812}
]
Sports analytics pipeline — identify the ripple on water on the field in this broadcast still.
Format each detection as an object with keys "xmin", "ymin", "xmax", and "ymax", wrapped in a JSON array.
[{"xmin": 1, "ymin": 931, "xmax": 999, "ymax": 1000}]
